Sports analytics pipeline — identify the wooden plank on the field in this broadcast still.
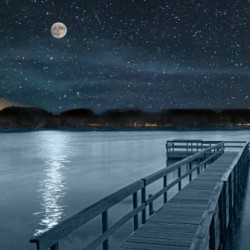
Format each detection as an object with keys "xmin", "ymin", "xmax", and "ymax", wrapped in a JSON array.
[
  {"xmin": 119, "ymin": 242, "xmax": 189, "ymax": 250},
  {"xmin": 128, "ymin": 236, "xmax": 191, "ymax": 247}
]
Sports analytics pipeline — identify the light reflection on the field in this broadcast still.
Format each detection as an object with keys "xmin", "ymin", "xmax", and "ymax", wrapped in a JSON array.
[
  {"xmin": 34, "ymin": 158, "xmax": 68, "ymax": 236},
  {"xmin": 33, "ymin": 132, "xmax": 69, "ymax": 236}
]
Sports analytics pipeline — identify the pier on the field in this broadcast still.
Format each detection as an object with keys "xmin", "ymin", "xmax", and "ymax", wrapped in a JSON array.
[{"xmin": 30, "ymin": 140, "xmax": 249, "ymax": 250}]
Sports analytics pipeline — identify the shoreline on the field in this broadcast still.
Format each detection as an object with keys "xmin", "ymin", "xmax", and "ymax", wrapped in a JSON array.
[{"xmin": 1, "ymin": 126, "xmax": 250, "ymax": 133}]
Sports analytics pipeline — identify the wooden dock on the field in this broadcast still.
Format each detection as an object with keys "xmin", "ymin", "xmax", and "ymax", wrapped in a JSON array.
[{"xmin": 30, "ymin": 140, "xmax": 249, "ymax": 250}]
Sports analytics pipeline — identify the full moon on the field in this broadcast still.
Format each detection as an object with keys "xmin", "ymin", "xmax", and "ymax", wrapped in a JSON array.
[{"xmin": 51, "ymin": 22, "xmax": 67, "ymax": 39}]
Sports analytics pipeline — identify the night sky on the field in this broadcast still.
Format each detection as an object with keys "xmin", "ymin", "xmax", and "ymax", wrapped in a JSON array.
[{"xmin": 0, "ymin": 0, "xmax": 250, "ymax": 112}]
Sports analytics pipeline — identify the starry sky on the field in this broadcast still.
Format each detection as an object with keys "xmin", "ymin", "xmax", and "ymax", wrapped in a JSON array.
[{"xmin": 0, "ymin": 0, "xmax": 250, "ymax": 112}]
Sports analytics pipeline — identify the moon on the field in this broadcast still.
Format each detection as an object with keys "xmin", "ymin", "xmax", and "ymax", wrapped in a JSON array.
[{"xmin": 51, "ymin": 22, "xmax": 67, "ymax": 39}]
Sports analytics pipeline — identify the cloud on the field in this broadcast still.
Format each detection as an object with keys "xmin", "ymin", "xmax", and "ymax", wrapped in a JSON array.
[{"xmin": 0, "ymin": 37, "xmax": 249, "ymax": 111}]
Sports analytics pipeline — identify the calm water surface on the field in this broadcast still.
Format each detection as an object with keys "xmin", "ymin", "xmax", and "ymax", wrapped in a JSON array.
[{"xmin": 0, "ymin": 130, "xmax": 250, "ymax": 249}]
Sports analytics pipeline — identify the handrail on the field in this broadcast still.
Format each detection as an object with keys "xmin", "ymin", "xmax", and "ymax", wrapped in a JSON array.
[
  {"xmin": 30, "ymin": 180, "xmax": 143, "ymax": 250},
  {"xmin": 30, "ymin": 142, "xmax": 225, "ymax": 250},
  {"xmin": 140, "ymin": 142, "xmax": 224, "ymax": 225},
  {"xmin": 146, "ymin": 142, "xmax": 224, "ymax": 185},
  {"xmin": 166, "ymin": 140, "xmax": 246, "ymax": 156},
  {"xmin": 190, "ymin": 182, "xmax": 224, "ymax": 250},
  {"xmin": 166, "ymin": 140, "xmax": 246, "ymax": 146},
  {"xmin": 170, "ymin": 139, "xmax": 203, "ymax": 142},
  {"xmin": 168, "ymin": 140, "xmax": 246, "ymax": 144},
  {"xmin": 168, "ymin": 145, "xmax": 243, "ymax": 149},
  {"xmin": 145, "ymin": 150, "xmax": 222, "ymax": 206},
  {"xmin": 221, "ymin": 142, "xmax": 249, "ymax": 181}
]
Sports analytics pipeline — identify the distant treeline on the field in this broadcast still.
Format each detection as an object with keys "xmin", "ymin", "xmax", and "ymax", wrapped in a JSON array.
[{"xmin": 0, "ymin": 106, "xmax": 250, "ymax": 129}]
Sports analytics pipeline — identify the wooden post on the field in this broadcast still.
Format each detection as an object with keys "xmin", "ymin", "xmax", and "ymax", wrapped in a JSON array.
[
  {"xmin": 208, "ymin": 149, "xmax": 211, "ymax": 164},
  {"xmin": 218, "ymin": 193, "xmax": 225, "ymax": 248},
  {"xmin": 240, "ymin": 158, "xmax": 244, "ymax": 196},
  {"xmin": 209, "ymin": 216, "xmax": 216, "ymax": 250},
  {"xmin": 222, "ymin": 184, "xmax": 227, "ymax": 241},
  {"xmin": 51, "ymin": 243, "xmax": 59, "ymax": 250},
  {"xmin": 189, "ymin": 162, "xmax": 192, "ymax": 182},
  {"xmin": 163, "ymin": 175, "xmax": 167, "ymax": 203},
  {"xmin": 197, "ymin": 158, "xmax": 200, "ymax": 175},
  {"xmin": 166, "ymin": 142, "xmax": 169, "ymax": 167},
  {"xmin": 178, "ymin": 167, "xmax": 181, "ymax": 191},
  {"xmin": 148, "ymin": 195, "xmax": 154, "ymax": 216},
  {"xmin": 204, "ymin": 154, "xmax": 207, "ymax": 169},
  {"xmin": 228, "ymin": 175, "xmax": 233, "ymax": 227},
  {"xmin": 233, "ymin": 167, "xmax": 238, "ymax": 218},
  {"xmin": 236, "ymin": 162, "xmax": 240, "ymax": 213},
  {"xmin": 102, "ymin": 211, "xmax": 109, "ymax": 250},
  {"xmin": 218, "ymin": 183, "xmax": 227, "ymax": 248},
  {"xmin": 133, "ymin": 192, "xmax": 138, "ymax": 231},
  {"xmin": 141, "ymin": 184, "xmax": 146, "ymax": 224},
  {"xmin": 239, "ymin": 159, "xmax": 241, "ymax": 192}
]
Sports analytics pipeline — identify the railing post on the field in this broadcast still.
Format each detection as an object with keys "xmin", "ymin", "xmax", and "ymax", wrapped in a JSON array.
[
  {"xmin": 189, "ymin": 162, "xmax": 192, "ymax": 182},
  {"xmin": 166, "ymin": 142, "xmax": 169, "ymax": 167},
  {"xmin": 197, "ymin": 158, "xmax": 200, "ymax": 175},
  {"xmin": 239, "ymin": 159, "xmax": 242, "ymax": 199},
  {"xmin": 102, "ymin": 211, "xmax": 109, "ymax": 250},
  {"xmin": 141, "ymin": 181, "xmax": 146, "ymax": 224},
  {"xmin": 207, "ymin": 149, "xmax": 211, "ymax": 164},
  {"xmin": 133, "ymin": 192, "xmax": 138, "ymax": 231},
  {"xmin": 228, "ymin": 174, "xmax": 233, "ymax": 227},
  {"xmin": 246, "ymin": 149, "xmax": 248, "ymax": 166},
  {"xmin": 148, "ymin": 195, "xmax": 154, "ymax": 216},
  {"xmin": 218, "ymin": 192, "xmax": 224, "ymax": 248},
  {"xmin": 209, "ymin": 216, "xmax": 216, "ymax": 250},
  {"xmin": 163, "ymin": 175, "xmax": 167, "ymax": 203},
  {"xmin": 178, "ymin": 167, "xmax": 181, "ymax": 191},
  {"xmin": 240, "ymin": 157, "xmax": 244, "ymax": 195},
  {"xmin": 236, "ymin": 162, "xmax": 240, "ymax": 213},
  {"xmin": 219, "ymin": 183, "xmax": 227, "ymax": 248},
  {"xmin": 233, "ymin": 167, "xmax": 238, "ymax": 218},
  {"xmin": 51, "ymin": 243, "xmax": 59, "ymax": 250},
  {"xmin": 202, "ymin": 152, "xmax": 206, "ymax": 170},
  {"xmin": 223, "ymin": 183, "xmax": 227, "ymax": 233}
]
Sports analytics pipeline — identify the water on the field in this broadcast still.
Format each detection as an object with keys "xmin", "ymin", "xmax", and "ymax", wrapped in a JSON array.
[{"xmin": 0, "ymin": 130, "xmax": 250, "ymax": 250}]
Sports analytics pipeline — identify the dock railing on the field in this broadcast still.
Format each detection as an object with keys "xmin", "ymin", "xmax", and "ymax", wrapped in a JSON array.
[
  {"xmin": 30, "ymin": 142, "xmax": 225, "ymax": 250},
  {"xmin": 190, "ymin": 142, "xmax": 249, "ymax": 250},
  {"xmin": 166, "ymin": 140, "xmax": 246, "ymax": 154},
  {"xmin": 166, "ymin": 140, "xmax": 247, "ymax": 165}
]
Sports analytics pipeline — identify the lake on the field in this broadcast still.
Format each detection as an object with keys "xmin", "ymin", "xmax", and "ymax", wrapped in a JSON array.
[{"xmin": 0, "ymin": 130, "xmax": 249, "ymax": 250}]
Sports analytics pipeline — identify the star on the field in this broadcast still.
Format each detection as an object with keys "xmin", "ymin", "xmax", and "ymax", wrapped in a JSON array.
[{"xmin": 0, "ymin": 0, "xmax": 249, "ymax": 112}]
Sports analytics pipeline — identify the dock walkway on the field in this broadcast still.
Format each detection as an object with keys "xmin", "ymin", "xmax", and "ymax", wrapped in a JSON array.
[{"xmin": 118, "ymin": 152, "xmax": 237, "ymax": 250}]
